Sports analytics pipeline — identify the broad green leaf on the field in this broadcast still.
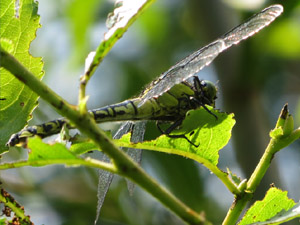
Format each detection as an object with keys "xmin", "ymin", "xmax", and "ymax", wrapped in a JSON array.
[
  {"xmin": 0, "ymin": 137, "xmax": 79, "ymax": 168},
  {"xmin": 117, "ymin": 108, "xmax": 235, "ymax": 166},
  {"xmin": 70, "ymin": 140, "xmax": 100, "ymax": 155},
  {"xmin": 0, "ymin": 0, "xmax": 44, "ymax": 153},
  {"xmin": 0, "ymin": 137, "xmax": 88, "ymax": 168},
  {"xmin": 248, "ymin": 202, "xmax": 300, "ymax": 225},
  {"xmin": 239, "ymin": 187, "xmax": 295, "ymax": 225},
  {"xmin": 27, "ymin": 137, "xmax": 78, "ymax": 162},
  {"xmin": 0, "ymin": 38, "xmax": 14, "ymax": 53},
  {"xmin": 69, "ymin": 131, "xmax": 112, "ymax": 155},
  {"xmin": 0, "ymin": 137, "xmax": 116, "ymax": 170}
]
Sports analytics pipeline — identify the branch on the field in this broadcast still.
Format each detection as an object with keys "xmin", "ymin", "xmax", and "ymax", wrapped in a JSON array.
[{"xmin": 222, "ymin": 104, "xmax": 300, "ymax": 225}]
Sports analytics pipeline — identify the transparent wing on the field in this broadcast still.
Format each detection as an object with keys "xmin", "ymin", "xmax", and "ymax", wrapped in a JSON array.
[
  {"xmin": 125, "ymin": 121, "xmax": 146, "ymax": 195},
  {"xmin": 139, "ymin": 4, "xmax": 283, "ymax": 107},
  {"xmin": 95, "ymin": 122, "xmax": 132, "ymax": 223},
  {"xmin": 95, "ymin": 121, "xmax": 146, "ymax": 223}
]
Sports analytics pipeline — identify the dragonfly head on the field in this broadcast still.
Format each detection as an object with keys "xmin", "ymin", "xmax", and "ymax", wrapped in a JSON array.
[{"xmin": 201, "ymin": 80, "xmax": 217, "ymax": 107}]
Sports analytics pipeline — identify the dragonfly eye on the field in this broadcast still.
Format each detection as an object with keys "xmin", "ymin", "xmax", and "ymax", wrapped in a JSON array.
[
  {"xmin": 200, "ymin": 80, "xmax": 207, "ymax": 87},
  {"xmin": 201, "ymin": 80, "xmax": 217, "ymax": 107}
]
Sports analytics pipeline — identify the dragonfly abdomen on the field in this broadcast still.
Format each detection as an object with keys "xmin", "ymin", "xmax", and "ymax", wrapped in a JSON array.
[
  {"xmin": 92, "ymin": 100, "xmax": 138, "ymax": 122},
  {"xmin": 91, "ymin": 98, "xmax": 166, "ymax": 122}
]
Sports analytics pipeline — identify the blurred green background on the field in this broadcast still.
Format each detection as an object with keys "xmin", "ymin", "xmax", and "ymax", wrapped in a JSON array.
[{"xmin": 1, "ymin": 0, "xmax": 300, "ymax": 224}]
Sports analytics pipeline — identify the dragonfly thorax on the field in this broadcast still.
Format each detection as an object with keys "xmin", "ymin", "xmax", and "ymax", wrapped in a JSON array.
[{"xmin": 144, "ymin": 76, "xmax": 217, "ymax": 121}]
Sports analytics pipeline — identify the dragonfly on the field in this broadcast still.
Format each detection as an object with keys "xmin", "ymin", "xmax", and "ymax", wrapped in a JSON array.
[{"xmin": 6, "ymin": 4, "xmax": 283, "ymax": 147}]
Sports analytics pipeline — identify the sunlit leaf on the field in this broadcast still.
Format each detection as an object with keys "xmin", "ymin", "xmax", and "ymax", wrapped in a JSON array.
[
  {"xmin": 0, "ymin": 0, "xmax": 44, "ymax": 153},
  {"xmin": 239, "ymin": 187, "xmax": 295, "ymax": 225},
  {"xmin": 117, "ymin": 107, "xmax": 235, "ymax": 166},
  {"xmin": 248, "ymin": 202, "xmax": 300, "ymax": 225},
  {"xmin": 27, "ymin": 137, "xmax": 78, "ymax": 162}
]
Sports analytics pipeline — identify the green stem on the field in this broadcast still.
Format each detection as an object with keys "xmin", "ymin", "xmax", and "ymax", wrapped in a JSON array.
[
  {"xmin": 222, "ymin": 192, "xmax": 253, "ymax": 225},
  {"xmin": 0, "ymin": 157, "xmax": 117, "ymax": 172},
  {"xmin": 222, "ymin": 128, "xmax": 300, "ymax": 224},
  {"xmin": 222, "ymin": 139, "xmax": 278, "ymax": 225},
  {"xmin": 0, "ymin": 49, "xmax": 208, "ymax": 225},
  {"xmin": 247, "ymin": 128, "xmax": 300, "ymax": 191},
  {"xmin": 247, "ymin": 139, "xmax": 277, "ymax": 191}
]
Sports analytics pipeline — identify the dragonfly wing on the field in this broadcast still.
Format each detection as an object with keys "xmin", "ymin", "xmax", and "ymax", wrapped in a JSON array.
[
  {"xmin": 95, "ymin": 121, "xmax": 134, "ymax": 223},
  {"xmin": 125, "ymin": 121, "xmax": 146, "ymax": 195},
  {"xmin": 139, "ymin": 40, "xmax": 223, "ymax": 106},
  {"xmin": 96, "ymin": 120, "xmax": 146, "ymax": 220},
  {"xmin": 139, "ymin": 4, "xmax": 283, "ymax": 107},
  {"xmin": 220, "ymin": 4, "xmax": 283, "ymax": 47}
]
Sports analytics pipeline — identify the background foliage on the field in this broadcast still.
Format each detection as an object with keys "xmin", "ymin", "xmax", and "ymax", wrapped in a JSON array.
[{"xmin": 1, "ymin": 0, "xmax": 300, "ymax": 224}]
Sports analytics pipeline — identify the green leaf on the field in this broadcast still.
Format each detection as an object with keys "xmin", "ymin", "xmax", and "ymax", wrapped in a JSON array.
[
  {"xmin": 27, "ymin": 137, "xmax": 78, "ymax": 162},
  {"xmin": 69, "ymin": 131, "xmax": 112, "ymax": 155},
  {"xmin": 239, "ymin": 187, "xmax": 295, "ymax": 225},
  {"xmin": 70, "ymin": 140, "xmax": 99, "ymax": 155},
  {"xmin": 0, "ymin": 136, "xmax": 116, "ymax": 173},
  {"xmin": 0, "ymin": 0, "xmax": 44, "ymax": 153},
  {"xmin": 0, "ymin": 137, "xmax": 116, "ymax": 171},
  {"xmin": 117, "ymin": 107, "xmax": 235, "ymax": 166},
  {"xmin": 0, "ymin": 38, "xmax": 14, "ymax": 53},
  {"xmin": 248, "ymin": 202, "xmax": 300, "ymax": 225}
]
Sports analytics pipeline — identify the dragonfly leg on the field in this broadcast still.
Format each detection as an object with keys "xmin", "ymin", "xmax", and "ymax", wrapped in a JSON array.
[
  {"xmin": 200, "ymin": 103, "xmax": 218, "ymax": 120},
  {"xmin": 156, "ymin": 120, "xmax": 199, "ymax": 147}
]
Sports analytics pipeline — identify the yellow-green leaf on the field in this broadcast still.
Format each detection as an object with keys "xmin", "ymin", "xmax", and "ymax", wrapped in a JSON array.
[
  {"xmin": 239, "ymin": 187, "xmax": 295, "ymax": 225},
  {"xmin": 0, "ymin": 0, "xmax": 44, "ymax": 153}
]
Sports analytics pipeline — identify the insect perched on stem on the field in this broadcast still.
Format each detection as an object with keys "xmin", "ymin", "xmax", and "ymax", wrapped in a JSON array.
[{"xmin": 7, "ymin": 4, "xmax": 283, "ymax": 147}]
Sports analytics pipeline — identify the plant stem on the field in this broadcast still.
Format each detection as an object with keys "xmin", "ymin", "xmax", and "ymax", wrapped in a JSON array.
[
  {"xmin": 247, "ymin": 139, "xmax": 277, "ymax": 191},
  {"xmin": 0, "ymin": 157, "xmax": 117, "ymax": 172},
  {"xmin": 1, "ymin": 49, "xmax": 208, "ymax": 225},
  {"xmin": 222, "ymin": 121, "xmax": 300, "ymax": 224},
  {"xmin": 222, "ymin": 139, "xmax": 278, "ymax": 225},
  {"xmin": 222, "ymin": 192, "xmax": 253, "ymax": 225},
  {"xmin": 223, "ymin": 137, "xmax": 280, "ymax": 224}
]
